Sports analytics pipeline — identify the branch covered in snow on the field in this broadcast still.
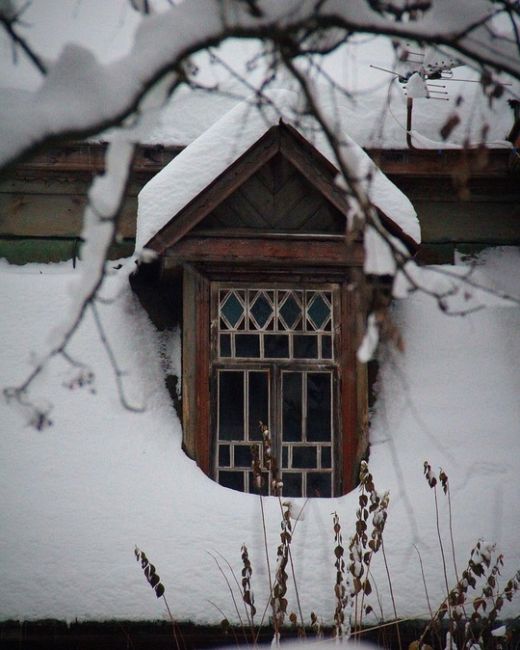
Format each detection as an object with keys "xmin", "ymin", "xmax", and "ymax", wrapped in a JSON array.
[
  {"xmin": 1, "ymin": 0, "xmax": 519, "ymax": 172},
  {"xmin": 2, "ymin": 0, "xmax": 519, "ymax": 421},
  {"xmin": 3, "ymin": 139, "xmax": 142, "ymax": 426}
]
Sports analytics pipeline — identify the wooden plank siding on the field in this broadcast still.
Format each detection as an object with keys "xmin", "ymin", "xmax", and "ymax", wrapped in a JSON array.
[
  {"xmin": 182, "ymin": 265, "xmax": 211, "ymax": 471},
  {"xmin": 1, "ymin": 142, "xmax": 518, "ymax": 264},
  {"xmin": 199, "ymin": 153, "xmax": 345, "ymax": 233},
  {"xmin": 165, "ymin": 236, "xmax": 363, "ymax": 267},
  {"xmin": 146, "ymin": 127, "xmax": 281, "ymax": 254}
]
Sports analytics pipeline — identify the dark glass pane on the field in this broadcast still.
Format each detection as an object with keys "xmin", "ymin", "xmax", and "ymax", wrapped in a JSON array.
[
  {"xmin": 249, "ymin": 372, "xmax": 268, "ymax": 440},
  {"xmin": 292, "ymin": 446, "xmax": 317, "ymax": 468},
  {"xmin": 220, "ymin": 333, "xmax": 231, "ymax": 358},
  {"xmin": 307, "ymin": 293, "xmax": 331, "ymax": 330},
  {"xmin": 250, "ymin": 292, "xmax": 273, "ymax": 329},
  {"xmin": 306, "ymin": 472, "xmax": 331, "ymax": 498},
  {"xmin": 322, "ymin": 335, "xmax": 332, "ymax": 359},
  {"xmin": 282, "ymin": 445, "xmax": 289, "ymax": 468},
  {"xmin": 249, "ymin": 471, "xmax": 268, "ymax": 495},
  {"xmin": 218, "ymin": 445, "xmax": 230, "ymax": 467},
  {"xmin": 294, "ymin": 335, "xmax": 318, "ymax": 359},
  {"xmin": 235, "ymin": 444, "xmax": 253, "ymax": 468},
  {"xmin": 282, "ymin": 472, "xmax": 302, "ymax": 498},
  {"xmin": 264, "ymin": 335, "xmax": 289, "ymax": 358},
  {"xmin": 321, "ymin": 446, "xmax": 332, "ymax": 469},
  {"xmin": 221, "ymin": 292, "xmax": 244, "ymax": 328},
  {"xmin": 219, "ymin": 371, "xmax": 244, "ymax": 440},
  {"xmin": 307, "ymin": 373, "xmax": 331, "ymax": 441},
  {"xmin": 235, "ymin": 334, "xmax": 260, "ymax": 358},
  {"xmin": 283, "ymin": 373, "xmax": 302, "ymax": 442},
  {"xmin": 219, "ymin": 471, "xmax": 244, "ymax": 492},
  {"xmin": 279, "ymin": 294, "xmax": 301, "ymax": 330}
]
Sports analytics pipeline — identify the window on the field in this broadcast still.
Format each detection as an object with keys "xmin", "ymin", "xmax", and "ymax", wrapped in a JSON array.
[{"xmin": 212, "ymin": 284, "xmax": 338, "ymax": 497}]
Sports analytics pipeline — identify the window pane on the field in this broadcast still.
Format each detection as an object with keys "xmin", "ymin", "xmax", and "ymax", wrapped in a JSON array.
[
  {"xmin": 235, "ymin": 334, "xmax": 260, "ymax": 358},
  {"xmin": 282, "ymin": 445, "xmax": 289, "ymax": 468},
  {"xmin": 306, "ymin": 472, "xmax": 331, "ymax": 498},
  {"xmin": 235, "ymin": 445, "xmax": 253, "ymax": 468},
  {"xmin": 292, "ymin": 446, "xmax": 317, "ymax": 468},
  {"xmin": 250, "ymin": 292, "xmax": 273, "ymax": 329},
  {"xmin": 321, "ymin": 446, "xmax": 332, "ymax": 469},
  {"xmin": 219, "ymin": 471, "xmax": 244, "ymax": 491},
  {"xmin": 249, "ymin": 372, "xmax": 268, "ymax": 440},
  {"xmin": 279, "ymin": 293, "xmax": 302, "ymax": 330},
  {"xmin": 283, "ymin": 373, "xmax": 302, "ymax": 442},
  {"xmin": 221, "ymin": 292, "xmax": 244, "ymax": 328},
  {"xmin": 307, "ymin": 293, "xmax": 331, "ymax": 330},
  {"xmin": 321, "ymin": 335, "xmax": 332, "ymax": 359},
  {"xmin": 219, "ymin": 334, "xmax": 231, "ymax": 358},
  {"xmin": 264, "ymin": 335, "xmax": 289, "ymax": 358},
  {"xmin": 218, "ymin": 445, "xmax": 230, "ymax": 467},
  {"xmin": 294, "ymin": 335, "xmax": 318, "ymax": 359},
  {"xmin": 282, "ymin": 472, "xmax": 302, "ymax": 498},
  {"xmin": 307, "ymin": 373, "xmax": 331, "ymax": 441},
  {"xmin": 219, "ymin": 371, "xmax": 244, "ymax": 440}
]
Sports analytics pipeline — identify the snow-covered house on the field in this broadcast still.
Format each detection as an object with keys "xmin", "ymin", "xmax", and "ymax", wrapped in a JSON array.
[
  {"xmin": 131, "ymin": 92, "xmax": 419, "ymax": 497},
  {"xmin": 1, "ymin": 83, "xmax": 519, "ymax": 647}
]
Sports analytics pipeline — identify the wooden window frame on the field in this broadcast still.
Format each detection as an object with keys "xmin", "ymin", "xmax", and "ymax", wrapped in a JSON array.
[
  {"xmin": 182, "ymin": 263, "xmax": 366, "ymax": 496},
  {"xmin": 212, "ymin": 281, "xmax": 339, "ymax": 496}
]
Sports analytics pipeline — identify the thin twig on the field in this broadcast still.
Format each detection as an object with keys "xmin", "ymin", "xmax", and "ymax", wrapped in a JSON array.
[
  {"xmin": 214, "ymin": 549, "xmax": 253, "ymax": 630},
  {"xmin": 207, "ymin": 551, "xmax": 248, "ymax": 640},
  {"xmin": 162, "ymin": 594, "xmax": 183, "ymax": 650},
  {"xmin": 91, "ymin": 301, "xmax": 145, "ymax": 413},
  {"xmin": 277, "ymin": 497, "xmax": 305, "ymax": 636},
  {"xmin": 381, "ymin": 539, "xmax": 402, "ymax": 650},
  {"xmin": 207, "ymin": 600, "xmax": 241, "ymax": 649},
  {"xmin": 0, "ymin": 13, "xmax": 47, "ymax": 75},
  {"xmin": 413, "ymin": 544, "xmax": 434, "ymax": 619}
]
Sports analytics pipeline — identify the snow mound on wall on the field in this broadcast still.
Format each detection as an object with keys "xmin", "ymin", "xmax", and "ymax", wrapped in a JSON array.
[
  {"xmin": 135, "ymin": 88, "xmax": 419, "ymax": 251},
  {"xmin": 0, "ymin": 248, "xmax": 519, "ymax": 623}
]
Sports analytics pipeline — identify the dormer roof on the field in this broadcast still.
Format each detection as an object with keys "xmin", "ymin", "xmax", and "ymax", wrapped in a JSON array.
[{"xmin": 136, "ymin": 89, "xmax": 420, "ymax": 254}]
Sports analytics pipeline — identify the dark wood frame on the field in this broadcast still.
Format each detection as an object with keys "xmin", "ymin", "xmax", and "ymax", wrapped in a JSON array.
[
  {"xmin": 139, "ymin": 123, "xmax": 388, "ymax": 495},
  {"xmin": 211, "ymin": 280, "xmax": 339, "ymax": 496},
  {"xmin": 182, "ymin": 263, "xmax": 366, "ymax": 494}
]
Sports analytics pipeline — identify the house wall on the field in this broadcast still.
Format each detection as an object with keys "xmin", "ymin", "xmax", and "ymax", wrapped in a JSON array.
[
  {"xmin": 0, "ymin": 248, "xmax": 519, "ymax": 627},
  {"xmin": 1, "ymin": 145, "xmax": 518, "ymax": 264},
  {"xmin": 1, "ymin": 144, "xmax": 519, "ymax": 630}
]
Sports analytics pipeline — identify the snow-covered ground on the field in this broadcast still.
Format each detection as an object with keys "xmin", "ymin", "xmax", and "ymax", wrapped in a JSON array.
[{"xmin": 0, "ymin": 248, "xmax": 518, "ymax": 623}]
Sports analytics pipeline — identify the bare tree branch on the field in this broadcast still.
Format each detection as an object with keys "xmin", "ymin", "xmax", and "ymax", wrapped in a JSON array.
[{"xmin": 0, "ymin": 3, "xmax": 47, "ymax": 75}]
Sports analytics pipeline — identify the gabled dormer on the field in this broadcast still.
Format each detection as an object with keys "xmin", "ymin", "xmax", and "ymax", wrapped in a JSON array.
[{"xmin": 132, "ymin": 93, "xmax": 419, "ymax": 497}]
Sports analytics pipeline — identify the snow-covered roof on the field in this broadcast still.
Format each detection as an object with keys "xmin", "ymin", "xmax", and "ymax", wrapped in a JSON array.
[
  {"xmin": 137, "ymin": 72, "xmax": 517, "ymax": 151},
  {"xmin": 136, "ymin": 89, "xmax": 420, "ymax": 252}
]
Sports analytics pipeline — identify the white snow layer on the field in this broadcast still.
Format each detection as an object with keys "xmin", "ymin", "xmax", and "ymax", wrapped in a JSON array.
[
  {"xmin": 0, "ymin": 247, "xmax": 519, "ymax": 623},
  {"xmin": 135, "ymin": 89, "xmax": 420, "ymax": 251},
  {"xmin": 139, "ymin": 70, "xmax": 518, "ymax": 152}
]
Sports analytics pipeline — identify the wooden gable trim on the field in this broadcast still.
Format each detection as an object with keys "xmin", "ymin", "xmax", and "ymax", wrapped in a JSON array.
[
  {"xmin": 280, "ymin": 122, "xmax": 339, "ymax": 176},
  {"xmin": 378, "ymin": 210, "xmax": 418, "ymax": 254},
  {"xmin": 164, "ymin": 235, "xmax": 364, "ymax": 267},
  {"xmin": 145, "ymin": 123, "xmax": 356, "ymax": 256},
  {"xmin": 144, "ymin": 121, "xmax": 417, "ymax": 259},
  {"xmin": 280, "ymin": 125, "xmax": 419, "ymax": 252},
  {"xmin": 278, "ymin": 125, "xmax": 350, "ymax": 217},
  {"xmin": 146, "ymin": 126, "xmax": 281, "ymax": 255}
]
